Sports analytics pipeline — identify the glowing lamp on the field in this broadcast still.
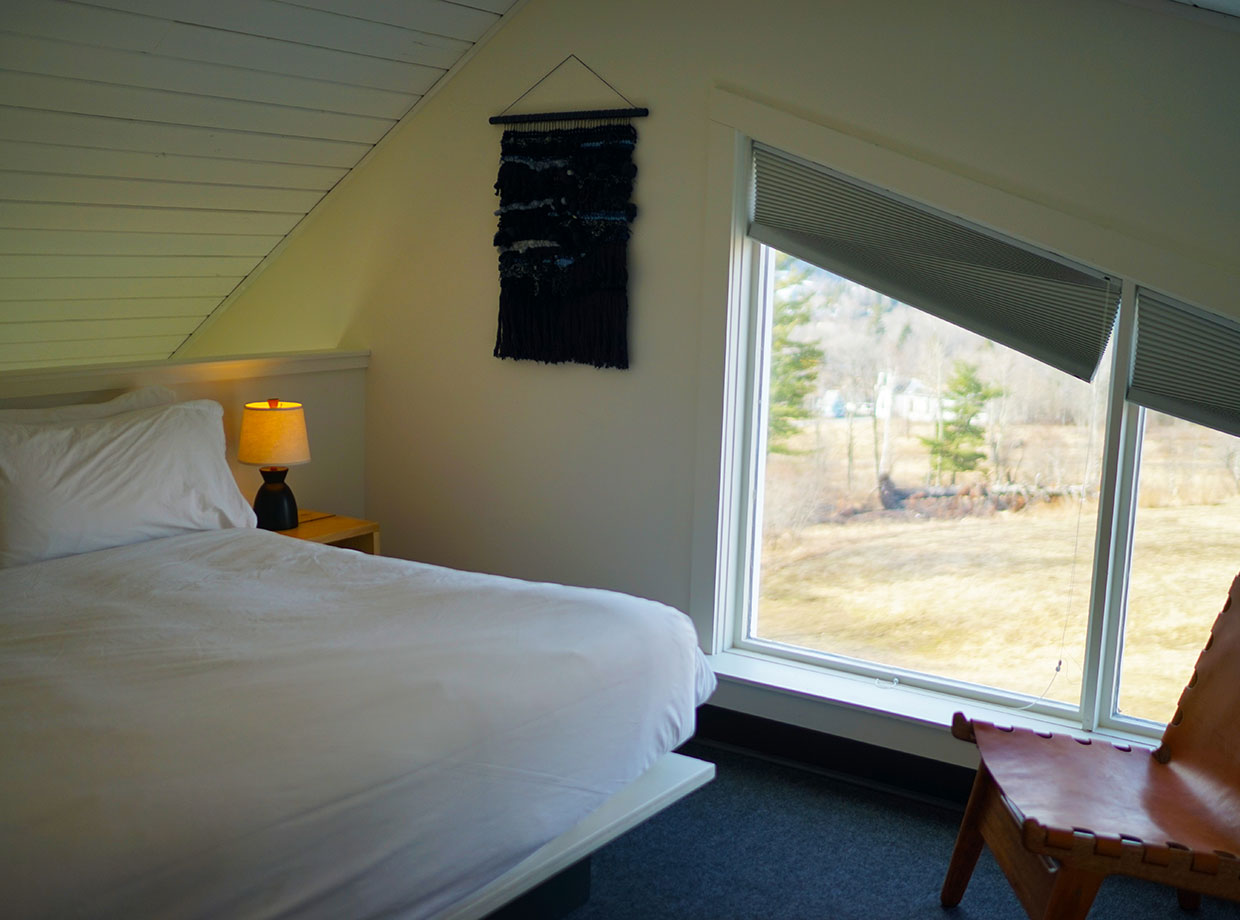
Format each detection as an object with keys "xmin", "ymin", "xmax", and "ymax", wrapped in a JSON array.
[{"xmin": 238, "ymin": 398, "xmax": 310, "ymax": 531}]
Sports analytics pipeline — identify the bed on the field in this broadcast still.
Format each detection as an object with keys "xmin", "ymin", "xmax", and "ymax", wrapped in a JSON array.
[{"xmin": 0, "ymin": 390, "xmax": 715, "ymax": 919}]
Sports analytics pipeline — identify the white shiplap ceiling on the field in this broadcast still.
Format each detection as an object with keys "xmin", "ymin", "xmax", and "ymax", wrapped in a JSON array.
[{"xmin": 0, "ymin": 0, "xmax": 519, "ymax": 371}]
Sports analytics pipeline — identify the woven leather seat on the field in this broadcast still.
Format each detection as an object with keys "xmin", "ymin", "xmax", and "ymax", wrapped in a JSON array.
[{"xmin": 941, "ymin": 573, "xmax": 1240, "ymax": 919}]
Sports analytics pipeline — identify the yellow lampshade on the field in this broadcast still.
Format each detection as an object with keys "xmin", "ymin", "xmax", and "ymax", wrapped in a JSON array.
[{"xmin": 237, "ymin": 398, "xmax": 311, "ymax": 467}]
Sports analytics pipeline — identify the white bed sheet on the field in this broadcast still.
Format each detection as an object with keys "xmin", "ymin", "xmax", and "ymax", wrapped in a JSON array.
[{"xmin": 0, "ymin": 529, "xmax": 714, "ymax": 919}]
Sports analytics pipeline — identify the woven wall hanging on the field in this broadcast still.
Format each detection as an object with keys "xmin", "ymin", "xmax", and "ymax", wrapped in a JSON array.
[{"xmin": 490, "ymin": 57, "xmax": 647, "ymax": 370}]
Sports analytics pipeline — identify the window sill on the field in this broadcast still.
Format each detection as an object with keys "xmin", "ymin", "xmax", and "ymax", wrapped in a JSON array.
[{"xmin": 706, "ymin": 647, "xmax": 1161, "ymax": 767}]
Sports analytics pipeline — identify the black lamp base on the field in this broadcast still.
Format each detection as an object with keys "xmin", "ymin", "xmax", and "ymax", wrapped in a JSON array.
[{"xmin": 253, "ymin": 466, "xmax": 299, "ymax": 531}]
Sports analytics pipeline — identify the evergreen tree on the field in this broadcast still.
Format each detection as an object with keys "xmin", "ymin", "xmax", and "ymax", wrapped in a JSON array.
[
  {"xmin": 768, "ymin": 255, "xmax": 824, "ymax": 454},
  {"xmin": 921, "ymin": 361, "xmax": 1003, "ymax": 483}
]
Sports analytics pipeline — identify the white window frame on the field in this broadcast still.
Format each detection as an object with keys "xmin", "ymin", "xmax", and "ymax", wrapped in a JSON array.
[
  {"xmin": 731, "ymin": 253, "xmax": 1163, "ymax": 735},
  {"xmin": 689, "ymin": 91, "xmax": 1239, "ymax": 751}
]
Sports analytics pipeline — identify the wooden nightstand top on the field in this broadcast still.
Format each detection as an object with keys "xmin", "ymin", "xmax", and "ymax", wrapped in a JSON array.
[{"xmin": 279, "ymin": 510, "xmax": 380, "ymax": 554}]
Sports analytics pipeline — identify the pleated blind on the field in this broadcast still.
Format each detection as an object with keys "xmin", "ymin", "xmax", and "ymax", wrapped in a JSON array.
[
  {"xmin": 750, "ymin": 144, "xmax": 1119, "ymax": 382},
  {"xmin": 1130, "ymin": 288, "xmax": 1240, "ymax": 438}
]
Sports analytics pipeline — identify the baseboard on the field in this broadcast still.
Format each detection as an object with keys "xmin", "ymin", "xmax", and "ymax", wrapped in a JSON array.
[{"xmin": 691, "ymin": 704, "xmax": 975, "ymax": 807}]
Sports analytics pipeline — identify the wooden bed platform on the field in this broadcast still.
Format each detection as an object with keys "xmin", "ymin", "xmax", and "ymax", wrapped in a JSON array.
[{"xmin": 446, "ymin": 752, "xmax": 715, "ymax": 920}]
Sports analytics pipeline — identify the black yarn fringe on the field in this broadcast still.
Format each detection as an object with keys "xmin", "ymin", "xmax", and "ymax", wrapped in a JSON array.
[{"xmin": 492, "ymin": 123, "xmax": 638, "ymax": 369}]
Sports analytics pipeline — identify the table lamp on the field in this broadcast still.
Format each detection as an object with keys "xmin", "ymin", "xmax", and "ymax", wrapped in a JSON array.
[{"xmin": 237, "ymin": 398, "xmax": 311, "ymax": 531}]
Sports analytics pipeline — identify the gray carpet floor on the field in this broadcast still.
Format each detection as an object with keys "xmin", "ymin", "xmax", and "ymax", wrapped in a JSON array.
[{"xmin": 567, "ymin": 741, "xmax": 1240, "ymax": 920}]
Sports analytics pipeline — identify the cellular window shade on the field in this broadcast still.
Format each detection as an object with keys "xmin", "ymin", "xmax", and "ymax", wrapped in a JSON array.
[
  {"xmin": 1130, "ymin": 288, "xmax": 1240, "ymax": 438},
  {"xmin": 750, "ymin": 145, "xmax": 1119, "ymax": 382}
]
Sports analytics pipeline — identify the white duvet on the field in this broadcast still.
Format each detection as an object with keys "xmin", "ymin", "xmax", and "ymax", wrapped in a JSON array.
[{"xmin": 0, "ymin": 529, "xmax": 714, "ymax": 919}]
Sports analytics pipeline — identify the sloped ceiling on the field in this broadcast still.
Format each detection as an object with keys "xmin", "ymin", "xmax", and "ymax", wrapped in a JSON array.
[
  {"xmin": 0, "ymin": 0, "xmax": 519, "ymax": 371},
  {"xmin": 1167, "ymin": 0, "xmax": 1240, "ymax": 15}
]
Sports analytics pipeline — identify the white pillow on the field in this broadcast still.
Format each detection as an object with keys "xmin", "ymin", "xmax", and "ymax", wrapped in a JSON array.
[
  {"xmin": 0, "ymin": 400, "xmax": 256, "ymax": 568},
  {"xmin": 0, "ymin": 386, "xmax": 177, "ymax": 423}
]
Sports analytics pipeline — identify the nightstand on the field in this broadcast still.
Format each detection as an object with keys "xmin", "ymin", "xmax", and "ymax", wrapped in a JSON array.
[{"xmin": 279, "ymin": 510, "xmax": 381, "ymax": 555}]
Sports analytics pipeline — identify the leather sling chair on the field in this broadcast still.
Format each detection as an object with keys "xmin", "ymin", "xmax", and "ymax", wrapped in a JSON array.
[{"xmin": 940, "ymin": 572, "xmax": 1240, "ymax": 919}]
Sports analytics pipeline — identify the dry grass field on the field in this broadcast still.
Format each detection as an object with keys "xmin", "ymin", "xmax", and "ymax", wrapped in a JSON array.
[{"xmin": 754, "ymin": 417, "xmax": 1240, "ymax": 724}]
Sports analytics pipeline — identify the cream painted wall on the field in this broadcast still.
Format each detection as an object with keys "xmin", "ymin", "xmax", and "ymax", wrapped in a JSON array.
[{"xmin": 183, "ymin": 0, "xmax": 1240, "ymax": 617}]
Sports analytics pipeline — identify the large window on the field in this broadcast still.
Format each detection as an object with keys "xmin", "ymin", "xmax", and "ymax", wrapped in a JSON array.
[
  {"xmin": 728, "ymin": 143, "xmax": 1240, "ymax": 735},
  {"xmin": 1120, "ymin": 411, "xmax": 1240, "ymax": 723},
  {"xmin": 750, "ymin": 254, "xmax": 1107, "ymax": 711}
]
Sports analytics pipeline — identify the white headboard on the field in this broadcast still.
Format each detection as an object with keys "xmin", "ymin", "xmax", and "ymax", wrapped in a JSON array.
[{"xmin": 0, "ymin": 350, "xmax": 369, "ymax": 518}]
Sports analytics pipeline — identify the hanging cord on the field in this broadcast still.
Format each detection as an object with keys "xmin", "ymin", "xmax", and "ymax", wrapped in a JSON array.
[
  {"xmin": 489, "ymin": 54, "xmax": 647, "ymax": 125},
  {"xmin": 497, "ymin": 53, "xmax": 637, "ymax": 114},
  {"xmin": 1014, "ymin": 274, "xmax": 1120, "ymax": 712}
]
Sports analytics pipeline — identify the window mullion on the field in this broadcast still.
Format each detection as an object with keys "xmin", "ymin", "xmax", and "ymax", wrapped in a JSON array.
[
  {"xmin": 1094, "ymin": 403, "xmax": 1144, "ymax": 732},
  {"xmin": 1081, "ymin": 278, "xmax": 1141, "ymax": 731}
]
